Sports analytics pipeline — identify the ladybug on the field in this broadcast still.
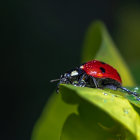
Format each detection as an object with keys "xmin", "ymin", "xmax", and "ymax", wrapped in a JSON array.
[{"xmin": 51, "ymin": 60, "xmax": 138, "ymax": 98}]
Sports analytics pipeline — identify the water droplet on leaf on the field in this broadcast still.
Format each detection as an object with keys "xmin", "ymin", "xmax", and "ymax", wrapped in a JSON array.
[
  {"xmin": 123, "ymin": 109, "xmax": 129, "ymax": 115},
  {"xmin": 103, "ymin": 93, "xmax": 108, "ymax": 96},
  {"xmin": 103, "ymin": 99, "xmax": 107, "ymax": 103},
  {"xmin": 133, "ymin": 87, "xmax": 139, "ymax": 92}
]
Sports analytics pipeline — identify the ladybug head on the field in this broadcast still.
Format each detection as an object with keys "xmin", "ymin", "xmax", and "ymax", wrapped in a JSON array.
[
  {"xmin": 50, "ymin": 69, "xmax": 80, "ymax": 83},
  {"xmin": 50, "ymin": 68, "xmax": 84, "ymax": 92},
  {"xmin": 59, "ymin": 72, "xmax": 72, "ymax": 84}
]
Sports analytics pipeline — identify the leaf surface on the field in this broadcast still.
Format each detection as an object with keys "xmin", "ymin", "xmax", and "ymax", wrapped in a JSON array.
[{"xmin": 60, "ymin": 84, "xmax": 140, "ymax": 140}]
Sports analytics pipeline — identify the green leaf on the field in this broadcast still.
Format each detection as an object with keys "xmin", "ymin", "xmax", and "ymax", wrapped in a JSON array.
[
  {"xmin": 60, "ymin": 84, "xmax": 140, "ymax": 140},
  {"xmin": 31, "ymin": 21, "xmax": 138, "ymax": 140},
  {"xmin": 61, "ymin": 113, "xmax": 127, "ymax": 140},
  {"xmin": 31, "ymin": 93, "xmax": 77, "ymax": 140},
  {"xmin": 82, "ymin": 21, "xmax": 136, "ymax": 86},
  {"xmin": 107, "ymin": 87, "xmax": 140, "ymax": 108}
]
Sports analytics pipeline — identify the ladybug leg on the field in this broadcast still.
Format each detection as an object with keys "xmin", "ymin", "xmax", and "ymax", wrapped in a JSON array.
[
  {"xmin": 56, "ymin": 81, "xmax": 61, "ymax": 93},
  {"xmin": 55, "ymin": 74, "xmax": 71, "ymax": 93},
  {"xmin": 120, "ymin": 87, "xmax": 138, "ymax": 96},
  {"xmin": 75, "ymin": 73, "xmax": 87, "ymax": 87},
  {"xmin": 56, "ymin": 80, "xmax": 64, "ymax": 93},
  {"xmin": 90, "ymin": 76, "xmax": 99, "ymax": 88},
  {"xmin": 119, "ymin": 87, "xmax": 140, "ymax": 101}
]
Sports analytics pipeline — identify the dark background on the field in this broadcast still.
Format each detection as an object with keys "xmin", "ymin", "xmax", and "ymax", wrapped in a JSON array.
[{"xmin": 1, "ymin": 0, "xmax": 140, "ymax": 140}]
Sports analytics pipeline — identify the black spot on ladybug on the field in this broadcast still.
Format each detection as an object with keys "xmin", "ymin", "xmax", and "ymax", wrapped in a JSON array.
[
  {"xmin": 100, "ymin": 67, "xmax": 106, "ymax": 73},
  {"xmin": 101, "ymin": 61, "xmax": 106, "ymax": 64}
]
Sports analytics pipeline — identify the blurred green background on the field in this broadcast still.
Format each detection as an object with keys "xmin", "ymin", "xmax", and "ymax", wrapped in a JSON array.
[{"xmin": 1, "ymin": 0, "xmax": 140, "ymax": 140}]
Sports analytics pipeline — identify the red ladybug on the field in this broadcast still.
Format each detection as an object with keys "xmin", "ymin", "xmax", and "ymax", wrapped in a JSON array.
[{"xmin": 51, "ymin": 60, "xmax": 138, "ymax": 99}]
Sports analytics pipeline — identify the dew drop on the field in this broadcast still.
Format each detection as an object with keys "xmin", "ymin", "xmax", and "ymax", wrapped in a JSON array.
[
  {"xmin": 103, "ymin": 99, "xmax": 107, "ymax": 103},
  {"xmin": 123, "ymin": 109, "xmax": 129, "ymax": 115},
  {"xmin": 111, "ymin": 95, "xmax": 116, "ymax": 101},
  {"xmin": 133, "ymin": 87, "xmax": 139, "ymax": 92},
  {"xmin": 103, "ymin": 93, "xmax": 108, "ymax": 96},
  {"xmin": 112, "ymin": 95, "xmax": 115, "ymax": 97},
  {"xmin": 113, "ymin": 94, "xmax": 118, "ymax": 97},
  {"xmin": 135, "ymin": 87, "xmax": 139, "ymax": 90}
]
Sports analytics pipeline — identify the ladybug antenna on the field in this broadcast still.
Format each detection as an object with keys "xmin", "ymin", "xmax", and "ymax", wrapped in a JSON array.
[
  {"xmin": 50, "ymin": 79, "xmax": 60, "ymax": 83},
  {"xmin": 119, "ymin": 87, "xmax": 138, "ymax": 96}
]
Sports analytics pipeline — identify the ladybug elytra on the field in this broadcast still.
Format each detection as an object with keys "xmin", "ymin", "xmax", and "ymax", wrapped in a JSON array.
[{"xmin": 51, "ymin": 60, "xmax": 139, "ymax": 99}]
